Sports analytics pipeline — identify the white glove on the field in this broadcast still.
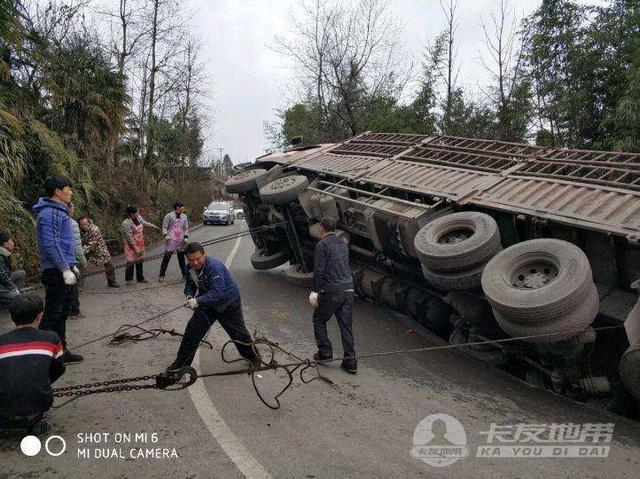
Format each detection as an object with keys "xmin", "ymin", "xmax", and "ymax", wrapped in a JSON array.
[
  {"xmin": 72, "ymin": 266, "xmax": 81, "ymax": 278},
  {"xmin": 63, "ymin": 269, "xmax": 77, "ymax": 285},
  {"xmin": 309, "ymin": 292, "xmax": 319, "ymax": 308},
  {"xmin": 184, "ymin": 297, "xmax": 199, "ymax": 309}
]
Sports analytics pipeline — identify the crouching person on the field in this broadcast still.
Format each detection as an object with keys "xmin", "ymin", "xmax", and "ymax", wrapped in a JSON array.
[
  {"xmin": 0, "ymin": 294, "xmax": 65, "ymax": 435},
  {"xmin": 0, "ymin": 232, "xmax": 26, "ymax": 307},
  {"xmin": 166, "ymin": 242, "xmax": 260, "ymax": 371}
]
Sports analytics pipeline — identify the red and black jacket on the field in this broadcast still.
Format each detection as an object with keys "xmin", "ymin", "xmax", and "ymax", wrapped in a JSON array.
[{"xmin": 0, "ymin": 327, "xmax": 65, "ymax": 418}]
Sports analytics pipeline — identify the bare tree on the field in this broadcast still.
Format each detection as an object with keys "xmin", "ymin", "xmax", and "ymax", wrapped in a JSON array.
[
  {"xmin": 439, "ymin": 0, "xmax": 460, "ymax": 133},
  {"xmin": 274, "ymin": 0, "xmax": 409, "ymax": 139},
  {"xmin": 140, "ymin": 0, "xmax": 184, "ymax": 176},
  {"xmin": 479, "ymin": 0, "xmax": 531, "ymax": 140},
  {"xmin": 479, "ymin": 0, "xmax": 525, "ymax": 111},
  {"xmin": 175, "ymin": 37, "xmax": 206, "ymax": 167},
  {"xmin": 274, "ymin": 0, "xmax": 339, "ymax": 140},
  {"xmin": 97, "ymin": 0, "xmax": 149, "ymax": 75}
]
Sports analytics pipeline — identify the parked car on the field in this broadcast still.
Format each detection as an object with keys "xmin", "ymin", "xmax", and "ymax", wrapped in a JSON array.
[
  {"xmin": 234, "ymin": 209, "xmax": 245, "ymax": 219},
  {"xmin": 203, "ymin": 202, "xmax": 235, "ymax": 225}
]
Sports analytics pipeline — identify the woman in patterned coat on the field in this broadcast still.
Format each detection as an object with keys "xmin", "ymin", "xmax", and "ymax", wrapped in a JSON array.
[{"xmin": 78, "ymin": 215, "xmax": 120, "ymax": 288}]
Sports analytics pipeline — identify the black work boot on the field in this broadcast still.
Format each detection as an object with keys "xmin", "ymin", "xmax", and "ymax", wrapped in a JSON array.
[
  {"xmin": 247, "ymin": 356, "xmax": 262, "ymax": 369},
  {"xmin": 106, "ymin": 266, "xmax": 120, "ymax": 287},
  {"xmin": 62, "ymin": 349, "xmax": 84, "ymax": 365},
  {"xmin": 340, "ymin": 353, "xmax": 357, "ymax": 374},
  {"xmin": 313, "ymin": 350, "xmax": 333, "ymax": 363},
  {"xmin": 166, "ymin": 359, "xmax": 186, "ymax": 372}
]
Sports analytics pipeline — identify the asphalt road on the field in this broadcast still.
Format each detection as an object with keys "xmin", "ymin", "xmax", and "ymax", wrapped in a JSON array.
[{"xmin": 1, "ymin": 221, "xmax": 640, "ymax": 478}]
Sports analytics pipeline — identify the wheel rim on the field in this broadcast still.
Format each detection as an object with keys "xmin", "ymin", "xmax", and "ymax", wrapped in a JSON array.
[
  {"xmin": 509, "ymin": 258, "xmax": 559, "ymax": 289},
  {"xmin": 269, "ymin": 176, "xmax": 298, "ymax": 190},
  {"xmin": 437, "ymin": 227, "xmax": 474, "ymax": 245}
]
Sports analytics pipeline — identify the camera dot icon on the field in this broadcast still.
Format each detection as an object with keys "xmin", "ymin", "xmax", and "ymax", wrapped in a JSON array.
[{"xmin": 20, "ymin": 435, "xmax": 42, "ymax": 456}]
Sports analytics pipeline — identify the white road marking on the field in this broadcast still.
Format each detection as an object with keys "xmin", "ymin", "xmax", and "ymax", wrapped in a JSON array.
[
  {"xmin": 189, "ymin": 235, "xmax": 272, "ymax": 479},
  {"xmin": 224, "ymin": 234, "xmax": 242, "ymax": 269}
]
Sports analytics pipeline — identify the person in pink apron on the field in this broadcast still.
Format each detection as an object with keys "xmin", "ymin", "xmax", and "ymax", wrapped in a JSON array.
[
  {"xmin": 158, "ymin": 201, "xmax": 190, "ymax": 282},
  {"xmin": 122, "ymin": 205, "xmax": 159, "ymax": 285}
]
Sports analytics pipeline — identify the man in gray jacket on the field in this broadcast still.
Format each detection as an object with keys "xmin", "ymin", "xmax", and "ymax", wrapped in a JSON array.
[
  {"xmin": 309, "ymin": 216, "xmax": 357, "ymax": 374},
  {"xmin": 0, "ymin": 232, "xmax": 26, "ymax": 307},
  {"xmin": 68, "ymin": 203, "xmax": 87, "ymax": 320}
]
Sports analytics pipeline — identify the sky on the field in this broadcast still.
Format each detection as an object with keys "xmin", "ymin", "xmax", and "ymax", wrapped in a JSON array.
[{"xmin": 190, "ymin": 0, "xmax": 606, "ymax": 165}]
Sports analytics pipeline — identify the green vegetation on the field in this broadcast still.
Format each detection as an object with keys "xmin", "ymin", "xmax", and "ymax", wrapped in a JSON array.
[
  {"xmin": 0, "ymin": 0, "xmax": 212, "ymax": 278},
  {"xmin": 270, "ymin": 0, "xmax": 640, "ymax": 152}
]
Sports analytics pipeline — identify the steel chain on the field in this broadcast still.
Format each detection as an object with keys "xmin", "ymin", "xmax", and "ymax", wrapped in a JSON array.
[
  {"xmin": 54, "ymin": 383, "xmax": 158, "ymax": 398},
  {"xmin": 53, "ymin": 374, "xmax": 158, "ymax": 394}
]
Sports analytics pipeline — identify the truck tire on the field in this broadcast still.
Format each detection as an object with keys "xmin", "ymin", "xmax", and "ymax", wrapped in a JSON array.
[
  {"xmin": 250, "ymin": 249, "xmax": 289, "ymax": 270},
  {"xmin": 492, "ymin": 283, "xmax": 599, "ymax": 343},
  {"xmin": 481, "ymin": 239, "xmax": 596, "ymax": 323},
  {"xmin": 414, "ymin": 212, "xmax": 501, "ymax": 272},
  {"xmin": 259, "ymin": 175, "xmax": 309, "ymax": 205},
  {"xmin": 284, "ymin": 264, "xmax": 314, "ymax": 287},
  {"xmin": 226, "ymin": 168, "xmax": 269, "ymax": 194},
  {"xmin": 420, "ymin": 262, "xmax": 485, "ymax": 291},
  {"xmin": 620, "ymin": 344, "xmax": 640, "ymax": 404}
]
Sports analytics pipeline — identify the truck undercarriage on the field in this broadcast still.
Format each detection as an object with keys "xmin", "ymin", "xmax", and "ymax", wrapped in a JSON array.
[{"xmin": 225, "ymin": 132, "xmax": 640, "ymax": 418}]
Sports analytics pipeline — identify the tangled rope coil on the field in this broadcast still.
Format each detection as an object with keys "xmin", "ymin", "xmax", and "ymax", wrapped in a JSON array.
[
  {"xmin": 107, "ymin": 324, "xmax": 214, "ymax": 349},
  {"xmin": 203, "ymin": 336, "xmax": 334, "ymax": 410}
]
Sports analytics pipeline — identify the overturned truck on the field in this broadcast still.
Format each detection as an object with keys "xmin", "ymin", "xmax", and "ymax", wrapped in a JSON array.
[{"xmin": 225, "ymin": 132, "xmax": 640, "ymax": 417}]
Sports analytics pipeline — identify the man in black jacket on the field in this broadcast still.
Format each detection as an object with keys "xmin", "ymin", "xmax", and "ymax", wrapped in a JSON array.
[
  {"xmin": 0, "ymin": 294, "xmax": 66, "ymax": 434},
  {"xmin": 309, "ymin": 216, "xmax": 357, "ymax": 374}
]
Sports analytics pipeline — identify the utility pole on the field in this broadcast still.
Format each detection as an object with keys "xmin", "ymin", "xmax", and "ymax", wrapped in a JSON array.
[{"xmin": 216, "ymin": 147, "xmax": 224, "ymax": 177}]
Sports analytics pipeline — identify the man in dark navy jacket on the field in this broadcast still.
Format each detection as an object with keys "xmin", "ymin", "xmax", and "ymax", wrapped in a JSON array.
[
  {"xmin": 0, "ymin": 294, "xmax": 66, "ymax": 434},
  {"xmin": 310, "ymin": 216, "xmax": 357, "ymax": 374},
  {"xmin": 166, "ymin": 242, "xmax": 260, "ymax": 371}
]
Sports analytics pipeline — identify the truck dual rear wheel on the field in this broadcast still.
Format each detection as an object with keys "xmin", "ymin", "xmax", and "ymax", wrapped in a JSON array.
[
  {"xmin": 250, "ymin": 249, "xmax": 289, "ymax": 270},
  {"xmin": 414, "ymin": 211, "xmax": 501, "ymax": 272},
  {"xmin": 284, "ymin": 264, "xmax": 314, "ymax": 287},
  {"xmin": 259, "ymin": 175, "xmax": 309, "ymax": 205},
  {"xmin": 481, "ymin": 238, "xmax": 598, "ymax": 342},
  {"xmin": 225, "ymin": 168, "xmax": 269, "ymax": 193},
  {"xmin": 420, "ymin": 262, "xmax": 485, "ymax": 291},
  {"xmin": 414, "ymin": 212, "xmax": 502, "ymax": 291},
  {"xmin": 620, "ymin": 345, "xmax": 640, "ymax": 404}
]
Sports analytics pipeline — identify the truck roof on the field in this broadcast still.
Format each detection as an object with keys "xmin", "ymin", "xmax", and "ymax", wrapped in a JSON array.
[{"xmin": 273, "ymin": 132, "xmax": 640, "ymax": 239}]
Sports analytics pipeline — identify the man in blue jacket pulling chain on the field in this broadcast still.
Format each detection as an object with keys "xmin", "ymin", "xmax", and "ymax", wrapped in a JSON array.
[{"xmin": 166, "ymin": 242, "xmax": 260, "ymax": 371}]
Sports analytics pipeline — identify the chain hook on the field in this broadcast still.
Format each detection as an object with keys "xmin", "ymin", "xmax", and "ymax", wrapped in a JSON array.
[{"xmin": 156, "ymin": 366, "xmax": 198, "ymax": 390}]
